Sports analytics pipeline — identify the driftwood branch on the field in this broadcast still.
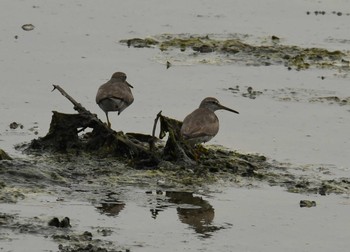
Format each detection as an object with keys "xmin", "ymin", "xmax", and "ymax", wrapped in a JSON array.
[
  {"xmin": 28, "ymin": 84, "xmax": 197, "ymax": 168},
  {"xmin": 27, "ymin": 85, "xmax": 158, "ymax": 164},
  {"xmin": 149, "ymin": 110, "xmax": 162, "ymax": 152},
  {"xmin": 52, "ymin": 85, "xmax": 88, "ymax": 114},
  {"xmin": 152, "ymin": 111, "xmax": 162, "ymax": 138}
]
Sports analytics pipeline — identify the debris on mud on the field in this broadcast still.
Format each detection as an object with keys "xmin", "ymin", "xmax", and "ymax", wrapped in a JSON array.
[
  {"xmin": 309, "ymin": 96, "xmax": 350, "ymax": 105},
  {"xmin": 226, "ymin": 86, "xmax": 350, "ymax": 108},
  {"xmin": 56, "ymin": 231, "xmax": 127, "ymax": 252},
  {"xmin": 300, "ymin": 200, "xmax": 316, "ymax": 208},
  {"xmin": 120, "ymin": 34, "xmax": 350, "ymax": 71},
  {"xmin": 3, "ymin": 85, "xmax": 345, "ymax": 196},
  {"xmin": 0, "ymin": 212, "xmax": 124, "ymax": 252},
  {"xmin": 306, "ymin": 10, "xmax": 350, "ymax": 17},
  {"xmin": 25, "ymin": 85, "xmax": 155, "ymax": 162},
  {"xmin": 1, "ymin": 84, "xmax": 349, "ymax": 252},
  {"xmin": 242, "ymin": 86, "xmax": 263, "ymax": 99}
]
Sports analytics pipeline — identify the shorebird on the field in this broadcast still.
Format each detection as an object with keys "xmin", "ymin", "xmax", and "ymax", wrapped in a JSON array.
[
  {"xmin": 96, "ymin": 72, "xmax": 134, "ymax": 128},
  {"xmin": 181, "ymin": 97, "xmax": 239, "ymax": 145}
]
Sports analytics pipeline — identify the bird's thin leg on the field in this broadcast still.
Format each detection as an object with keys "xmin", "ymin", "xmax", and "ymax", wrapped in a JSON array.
[{"xmin": 105, "ymin": 112, "xmax": 111, "ymax": 128}]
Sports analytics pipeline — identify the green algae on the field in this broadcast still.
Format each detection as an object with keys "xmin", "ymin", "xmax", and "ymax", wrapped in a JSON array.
[
  {"xmin": 120, "ymin": 34, "xmax": 349, "ymax": 71},
  {"xmin": 121, "ymin": 37, "xmax": 159, "ymax": 48},
  {"xmin": 0, "ymin": 149, "xmax": 12, "ymax": 160},
  {"xmin": 300, "ymin": 200, "xmax": 316, "ymax": 208},
  {"xmin": 309, "ymin": 96, "xmax": 350, "ymax": 105}
]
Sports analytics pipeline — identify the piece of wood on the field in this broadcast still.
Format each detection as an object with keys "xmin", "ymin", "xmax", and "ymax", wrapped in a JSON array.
[
  {"xmin": 52, "ymin": 84, "xmax": 109, "ymax": 132},
  {"xmin": 27, "ymin": 85, "xmax": 197, "ymax": 167},
  {"xmin": 52, "ymin": 85, "xmax": 88, "ymax": 114},
  {"xmin": 149, "ymin": 110, "xmax": 162, "ymax": 151},
  {"xmin": 28, "ymin": 85, "xmax": 153, "ymax": 160}
]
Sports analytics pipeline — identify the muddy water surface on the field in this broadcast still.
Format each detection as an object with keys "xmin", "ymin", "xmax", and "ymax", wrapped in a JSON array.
[
  {"xmin": 2, "ymin": 186, "xmax": 350, "ymax": 252},
  {"xmin": 1, "ymin": 0, "xmax": 350, "ymax": 251}
]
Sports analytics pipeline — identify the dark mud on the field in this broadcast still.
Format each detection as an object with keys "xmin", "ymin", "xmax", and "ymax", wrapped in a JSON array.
[
  {"xmin": 0, "ymin": 212, "xmax": 124, "ymax": 252},
  {"xmin": 2, "ymin": 137, "xmax": 350, "ymax": 202}
]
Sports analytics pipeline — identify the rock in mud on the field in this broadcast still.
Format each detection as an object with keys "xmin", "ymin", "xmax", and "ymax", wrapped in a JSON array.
[
  {"xmin": 300, "ymin": 200, "xmax": 316, "ymax": 208},
  {"xmin": 9, "ymin": 122, "xmax": 23, "ymax": 129},
  {"xmin": 48, "ymin": 217, "xmax": 71, "ymax": 228}
]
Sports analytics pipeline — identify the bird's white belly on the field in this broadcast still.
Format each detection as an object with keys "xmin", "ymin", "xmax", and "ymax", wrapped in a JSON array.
[
  {"xmin": 188, "ymin": 135, "xmax": 214, "ymax": 145},
  {"xmin": 98, "ymin": 98, "xmax": 126, "ymax": 113}
]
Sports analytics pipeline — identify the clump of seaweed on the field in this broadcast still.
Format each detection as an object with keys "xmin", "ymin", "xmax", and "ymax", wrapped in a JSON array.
[{"xmin": 120, "ymin": 34, "xmax": 349, "ymax": 70}]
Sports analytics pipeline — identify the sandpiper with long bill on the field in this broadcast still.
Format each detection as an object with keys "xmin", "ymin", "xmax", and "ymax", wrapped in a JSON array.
[{"xmin": 180, "ymin": 97, "xmax": 239, "ymax": 145}]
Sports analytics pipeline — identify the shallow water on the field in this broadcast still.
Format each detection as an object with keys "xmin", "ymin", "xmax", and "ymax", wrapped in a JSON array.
[
  {"xmin": 1, "ymin": 186, "xmax": 350, "ymax": 252},
  {"xmin": 1, "ymin": 0, "xmax": 350, "ymax": 251}
]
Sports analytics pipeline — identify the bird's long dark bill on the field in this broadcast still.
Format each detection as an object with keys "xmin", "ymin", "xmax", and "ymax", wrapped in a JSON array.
[
  {"xmin": 127, "ymin": 81, "xmax": 134, "ymax": 88},
  {"xmin": 220, "ymin": 104, "xmax": 239, "ymax": 114}
]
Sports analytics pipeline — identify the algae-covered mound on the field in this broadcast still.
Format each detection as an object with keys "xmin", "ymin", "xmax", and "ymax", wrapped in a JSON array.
[
  {"xmin": 120, "ymin": 34, "xmax": 350, "ymax": 70},
  {"xmin": 6, "ymin": 85, "xmax": 348, "ymax": 196},
  {"xmin": 22, "ymin": 110, "xmax": 268, "ymax": 178},
  {"xmin": 16, "ymin": 109, "xmax": 350, "ymax": 195}
]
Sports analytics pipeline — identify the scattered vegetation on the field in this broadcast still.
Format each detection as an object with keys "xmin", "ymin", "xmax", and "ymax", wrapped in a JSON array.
[{"xmin": 120, "ymin": 34, "xmax": 350, "ymax": 71}]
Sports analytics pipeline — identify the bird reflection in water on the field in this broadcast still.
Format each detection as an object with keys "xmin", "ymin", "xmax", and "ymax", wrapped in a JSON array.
[
  {"xmin": 167, "ymin": 191, "xmax": 218, "ymax": 238},
  {"xmin": 95, "ymin": 200, "xmax": 125, "ymax": 217},
  {"xmin": 147, "ymin": 190, "xmax": 226, "ymax": 238}
]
